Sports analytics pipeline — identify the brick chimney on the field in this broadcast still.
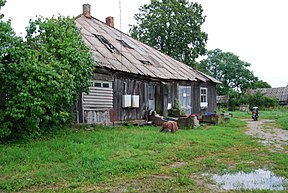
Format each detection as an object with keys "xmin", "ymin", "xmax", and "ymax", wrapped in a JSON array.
[
  {"xmin": 105, "ymin": 16, "xmax": 114, "ymax": 28},
  {"xmin": 83, "ymin": 4, "xmax": 91, "ymax": 18}
]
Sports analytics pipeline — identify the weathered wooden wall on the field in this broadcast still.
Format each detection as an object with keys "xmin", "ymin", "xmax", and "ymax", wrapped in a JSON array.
[
  {"xmin": 192, "ymin": 81, "xmax": 217, "ymax": 115},
  {"xmin": 113, "ymin": 74, "xmax": 149, "ymax": 121},
  {"xmin": 79, "ymin": 69, "xmax": 218, "ymax": 124}
]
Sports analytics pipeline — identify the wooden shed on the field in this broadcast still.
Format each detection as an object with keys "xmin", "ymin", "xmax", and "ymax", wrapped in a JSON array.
[{"xmin": 75, "ymin": 4, "xmax": 221, "ymax": 124}]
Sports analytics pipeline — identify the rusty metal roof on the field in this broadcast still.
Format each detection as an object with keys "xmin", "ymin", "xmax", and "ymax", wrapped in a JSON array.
[{"xmin": 75, "ymin": 15, "xmax": 220, "ymax": 83}]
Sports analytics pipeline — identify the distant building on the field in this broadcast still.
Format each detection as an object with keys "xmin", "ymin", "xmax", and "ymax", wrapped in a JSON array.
[{"xmin": 248, "ymin": 86, "xmax": 288, "ymax": 105}]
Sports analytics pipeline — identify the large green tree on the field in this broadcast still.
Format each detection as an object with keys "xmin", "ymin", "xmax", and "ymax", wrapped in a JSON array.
[
  {"xmin": 198, "ymin": 48, "xmax": 270, "ymax": 95},
  {"xmin": 129, "ymin": 0, "xmax": 207, "ymax": 66},
  {"xmin": 0, "ymin": 7, "xmax": 94, "ymax": 141}
]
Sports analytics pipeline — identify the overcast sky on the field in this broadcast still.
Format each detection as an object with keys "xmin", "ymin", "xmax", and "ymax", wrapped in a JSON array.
[{"xmin": 2, "ymin": 0, "xmax": 287, "ymax": 87}]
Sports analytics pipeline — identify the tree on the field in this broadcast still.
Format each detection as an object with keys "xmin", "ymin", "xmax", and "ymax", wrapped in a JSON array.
[
  {"xmin": 129, "ymin": 0, "xmax": 207, "ymax": 66},
  {"xmin": 0, "ymin": 13, "xmax": 94, "ymax": 141},
  {"xmin": 199, "ymin": 48, "xmax": 270, "ymax": 95},
  {"xmin": 250, "ymin": 78, "xmax": 271, "ymax": 89}
]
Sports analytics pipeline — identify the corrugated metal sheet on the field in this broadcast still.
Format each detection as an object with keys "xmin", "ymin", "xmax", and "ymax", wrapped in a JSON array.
[
  {"xmin": 75, "ymin": 15, "xmax": 219, "ymax": 83},
  {"xmin": 83, "ymin": 87, "xmax": 113, "ymax": 110}
]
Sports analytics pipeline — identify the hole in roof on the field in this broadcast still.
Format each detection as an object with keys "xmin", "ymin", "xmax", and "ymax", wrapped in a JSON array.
[
  {"xmin": 92, "ymin": 33, "xmax": 119, "ymax": 54},
  {"xmin": 117, "ymin": 39, "xmax": 134, "ymax": 49},
  {"xmin": 139, "ymin": 60, "xmax": 153, "ymax": 65}
]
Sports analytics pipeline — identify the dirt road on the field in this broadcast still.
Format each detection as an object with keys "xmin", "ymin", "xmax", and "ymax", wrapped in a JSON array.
[{"xmin": 245, "ymin": 119, "xmax": 288, "ymax": 152}]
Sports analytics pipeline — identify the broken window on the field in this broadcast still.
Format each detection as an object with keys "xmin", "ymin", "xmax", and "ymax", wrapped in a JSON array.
[{"xmin": 92, "ymin": 33, "xmax": 119, "ymax": 54}]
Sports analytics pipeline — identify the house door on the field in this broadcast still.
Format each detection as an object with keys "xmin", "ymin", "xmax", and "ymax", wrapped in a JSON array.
[
  {"xmin": 178, "ymin": 86, "xmax": 191, "ymax": 115},
  {"xmin": 155, "ymin": 85, "xmax": 164, "ymax": 115},
  {"xmin": 148, "ymin": 84, "xmax": 164, "ymax": 115}
]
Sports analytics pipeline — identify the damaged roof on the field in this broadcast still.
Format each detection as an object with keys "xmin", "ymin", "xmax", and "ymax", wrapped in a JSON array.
[{"xmin": 75, "ymin": 13, "xmax": 220, "ymax": 83}]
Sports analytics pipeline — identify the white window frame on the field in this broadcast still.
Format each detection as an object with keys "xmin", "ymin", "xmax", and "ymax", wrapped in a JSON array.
[
  {"xmin": 92, "ymin": 81, "xmax": 112, "ymax": 89},
  {"xmin": 200, "ymin": 87, "xmax": 208, "ymax": 108}
]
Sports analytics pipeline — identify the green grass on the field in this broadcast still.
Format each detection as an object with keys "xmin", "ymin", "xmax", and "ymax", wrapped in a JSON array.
[
  {"xmin": 0, "ymin": 114, "xmax": 287, "ymax": 192},
  {"xmin": 232, "ymin": 108, "xmax": 288, "ymax": 130}
]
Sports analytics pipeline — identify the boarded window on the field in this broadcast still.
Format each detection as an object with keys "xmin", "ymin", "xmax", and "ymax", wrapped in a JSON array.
[
  {"xmin": 178, "ymin": 86, "xmax": 191, "ymax": 115},
  {"xmin": 83, "ymin": 80, "xmax": 113, "ymax": 110}
]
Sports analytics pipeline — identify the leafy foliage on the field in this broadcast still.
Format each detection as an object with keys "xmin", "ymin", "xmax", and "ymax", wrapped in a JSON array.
[
  {"xmin": 240, "ymin": 92, "xmax": 279, "ymax": 109},
  {"xmin": 199, "ymin": 49, "xmax": 258, "ymax": 94},
  {"xmin": 0, "ymin": 14, "xmax": 94, "ymax": 141},
  {"xmin": 197, "ymin": 49, "xmax": 273, "ymax": 109},
  {"xmin": 130, "ymin": 0, "xmax": 207, "ymax": 66}
]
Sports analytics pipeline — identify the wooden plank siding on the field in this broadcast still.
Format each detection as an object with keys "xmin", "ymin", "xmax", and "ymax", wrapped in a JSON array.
[
  {"xmin": 78, "ymin": 69, "xmax": 218, "ymax": 124},
  {"xmin": 113, "ymin": 74, "xmax": 148, "ymax": 121}
]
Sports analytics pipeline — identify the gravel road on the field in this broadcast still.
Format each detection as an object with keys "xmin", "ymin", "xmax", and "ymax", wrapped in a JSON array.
[{"xmin": 245, "ymin": 119, "xmax": 288, "ymax": 152}]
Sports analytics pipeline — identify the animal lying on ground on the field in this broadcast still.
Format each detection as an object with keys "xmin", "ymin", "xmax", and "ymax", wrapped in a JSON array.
[{"xmin": 160, "ymin": 121, "xmax": 178, "ymax": 133}]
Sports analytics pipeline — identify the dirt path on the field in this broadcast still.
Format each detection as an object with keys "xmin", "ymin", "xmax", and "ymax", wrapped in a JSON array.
[{"xmin": 244, "ymin": 119, "xmax": 288, "ymax": 152}]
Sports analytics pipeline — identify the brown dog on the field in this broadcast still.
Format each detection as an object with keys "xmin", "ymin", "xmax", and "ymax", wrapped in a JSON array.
[{"xmin": 160, "ymin": 121, "xmax": 178, "ymax": 133}]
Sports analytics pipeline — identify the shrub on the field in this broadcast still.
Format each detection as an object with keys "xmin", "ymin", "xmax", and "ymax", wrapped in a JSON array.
[
  {"xmin": 240, "ymin": 92, "xmax": 279, "ymax": 109},
  {"xmin": 0, "ymin": 16, "xmax": 94, "ymax": 141}
]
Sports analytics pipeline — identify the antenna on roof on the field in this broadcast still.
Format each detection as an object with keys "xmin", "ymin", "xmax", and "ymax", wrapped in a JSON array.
[{"xmin": 119, "ymin": 0, "xmax": 123, "ymax": 69}]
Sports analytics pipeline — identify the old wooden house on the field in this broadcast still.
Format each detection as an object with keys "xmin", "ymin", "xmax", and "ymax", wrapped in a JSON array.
[{"xmin": 75, "ymin": 4, "xmax": 221, "ymax": 124}]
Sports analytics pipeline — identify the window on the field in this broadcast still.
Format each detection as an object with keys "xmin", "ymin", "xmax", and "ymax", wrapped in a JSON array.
[
  {"xmin": 178, "ymin": 86, "xmax": 191, "ymax": 115},
  {"xmin": 148, "ymin": 85, "xmax": 155, "ymax": 110},
  {"xmin": 200, "ymin": 87, "xmax": 208, "ymax": 108},
  {"xmin": 92, "ymin": 33, "xmax": 119, "ymax": 54},
  {"xmin": 167, "ymin": 84, "xmax": 173, "ymax": 109},
  {"xmin": 94, "ymin": 82, "xmax": 102, "ymax": 87},
  {"xmin": 102, "ymin": 83, "xmax": 110, "ymax": 88},
  {"xmin": 92, "ymin": 81, "xmax": 112, "ymax": 89}
]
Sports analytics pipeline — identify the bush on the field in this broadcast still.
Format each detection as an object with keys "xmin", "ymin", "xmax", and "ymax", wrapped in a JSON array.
[{"xmin": 0, "ymin": 16, "xmax": 94, "ymax": 141}]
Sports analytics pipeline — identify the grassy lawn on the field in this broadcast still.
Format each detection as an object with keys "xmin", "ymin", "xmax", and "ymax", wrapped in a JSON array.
[{"xmin": 1, "ymin": 112, "xmax": 287, "ymax": 192}]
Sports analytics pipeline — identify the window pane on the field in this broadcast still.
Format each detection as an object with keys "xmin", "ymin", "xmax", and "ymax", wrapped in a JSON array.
[
  {"xmin": 103, "ymin": 83, "xmax": 110, "ymax": 88},
  {"xmin": 94, "ymin": 82, "xmax": 102, "ymax": 87},
  {"xmin": 200, "ymin": 88, "xmax": 208, "ymax": 103},
  {"xmin": 201, "ymin": 89, "xmax": 206, "ymax": 94},
  {"xmin": 178, "ymin": 86, "xmax": 191, "ymax": 115}
]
